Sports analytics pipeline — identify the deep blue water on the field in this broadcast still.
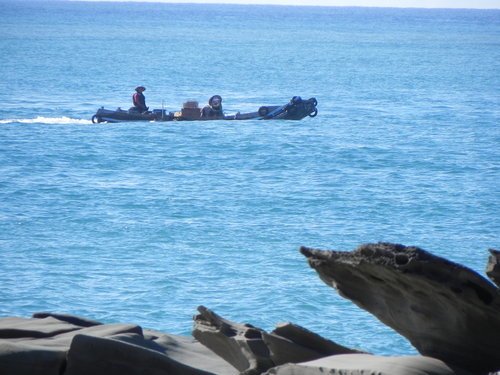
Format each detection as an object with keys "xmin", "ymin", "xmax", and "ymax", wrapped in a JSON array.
[{"xmin": 0, "ymin": 1, "xmax": 499, "ymax": 356}]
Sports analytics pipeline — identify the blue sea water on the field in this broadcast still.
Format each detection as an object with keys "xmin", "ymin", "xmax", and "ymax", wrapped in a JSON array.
[{"xmin": 0, "ymin": 1, "xmax": 499, "ymax": 356}]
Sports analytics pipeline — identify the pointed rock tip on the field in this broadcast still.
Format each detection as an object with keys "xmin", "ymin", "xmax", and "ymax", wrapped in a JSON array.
[
  {"xmin": 489, "ymin": 248, "xmax": 500, "ymax": 256},
  {"xmin": 300, "ymin": 246, "xmax": 332, "ymax": 259},
  {"xmin": 300, "ymin": 246, "xmax": 314, "ymax": 257}
]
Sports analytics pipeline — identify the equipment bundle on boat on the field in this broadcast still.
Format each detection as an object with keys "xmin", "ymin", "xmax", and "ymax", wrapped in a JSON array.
[{"xmin": 91, "ymin": 96, "xmax": 318, "ymax": 123}]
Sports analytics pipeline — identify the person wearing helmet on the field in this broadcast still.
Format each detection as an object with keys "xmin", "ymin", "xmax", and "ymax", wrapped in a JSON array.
[
  {"xmin": 132, "ymin": 86, "xmax": 149, "ymax": 113},
  {"xmin": 201, "ymin": 95, "xmax": 224, "ymax": 119}
]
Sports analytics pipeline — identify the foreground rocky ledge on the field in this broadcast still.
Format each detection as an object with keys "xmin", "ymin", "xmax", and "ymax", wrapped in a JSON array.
[
  {"xmin": 1, "ymin": 242, "xmax": 498, "ymax": 375},
  {"xmin": 0, "ymin": 312, "xmax": 236, "ymax": 375}
]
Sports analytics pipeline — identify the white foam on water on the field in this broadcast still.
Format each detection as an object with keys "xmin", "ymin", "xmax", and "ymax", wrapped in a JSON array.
[{"xmin": 0, "ymin": 116, "xmax": 92, "ymax": 125}]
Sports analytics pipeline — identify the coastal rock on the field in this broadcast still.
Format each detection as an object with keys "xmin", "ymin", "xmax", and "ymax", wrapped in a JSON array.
[
  {"xmin": 301, "ymin": 242, "xmax": 500, "ymax": 374},
  {"xmin": 3, "ymin": 242, "xmax": 499, "ymax": 375},
  {"xmin": 147, "ymin": 331, "xmax": 238, "ymax": 375},
  {"xmin": 13, "ymin": 323, "xmax": 144, "ymax": 350},
  {"xmin": 193, "ymin": 305, "xmax": 275, "ymax": 375},
  {"xmin": 0, "ymin": 341, "xmax": 66, "ymax": 375},
  {"xmin": 0, "ymin": 313, "xmax": 237, "ymax": 375},
  {"xmin": 0, "ymin": 316, "xmax": 145, "ymax": 375},
  {"xmin": 263, "ymin": 354, "xmax": 475, "ymax": 375},
  {"xmin": 192, "ymin": 305, "xmax": 361, "ymax": 374},
  {"xmin": 0, "ymin": 316, "xmax": 82, "ymax": 339},
  {"xmin": 486, "ymin": 249, "xmax": 500, "ymax": 287},
  {"xmin": 270, "ymin": 322, "xmax": 363, "ymax": 356},
  {"xmin": 32, "ymin": 312, "xmax": 103, "ymax": 328},
  {"xmin": 64, "ymin": 334, "xmax": 214, "ymax": 375}
]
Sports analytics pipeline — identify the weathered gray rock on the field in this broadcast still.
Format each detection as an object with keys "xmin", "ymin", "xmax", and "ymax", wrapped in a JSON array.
[
  {"xmin": 270, "ymin": 322, "xmax": 363, "ymax": 356},
  {"xmin": 193, "ymin": 305, "xmax": 274, "ymax": 375},
  {"xmin": 0, "ymin": 341, "xmax": 66, "ymax": 375},
  {"xmin": 4, "ymin": 241, "xmax": 499, "ymax": 375},
  {"xmin": 486, "ymin": 249, "xmax": 500, "ymax": 287},
  {"xmin": 13, "ymin": 323, "xmax": 144, "ymax": 350},
  {"xmin": 32, "ymin": 312, "xmax": 102, "ymax": 328},
  {"xmin": 0, "ymin": 315, "xmax": 98, "ymax": 375},
  {"xmin": 147, "ymin": 331, "xmax": 238, "ymax": 374},
  {"xmin": 0, "ymin": 316, "xmax": 82, "ymax": 339},
  {"xmin": 0, "ymin": 313, "xmax": 237, "ymax": 375},
  {"xmin": 263, "ymin": 354, "xmax": 475, "ymax": 375},
  {"xmin": 301, "ymin": 242, "xmax": 500, "ymax": 374},
  {"xmin": 64, "ymin": 333, "xmax": 214, "ymax": 375},
  {"xmin": 261, "ymin": 330, "xmax": 330, "ymax": 367},
  {"xmin": 193, "ymin": 306, "xmax": 362, "ymax": 374},
  {"xmin": 264, "ymin": 323, "xmax": 364, "ymax": 366}
]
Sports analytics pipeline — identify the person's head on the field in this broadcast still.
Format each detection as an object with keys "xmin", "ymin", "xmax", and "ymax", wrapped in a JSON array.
[
  {"xmin": 135, "ymin": 86, "xmax": 146, "ymax": 93},
  {"xmin": 209, "ymin": 95, "xmax": 222, "ymax": 108}
]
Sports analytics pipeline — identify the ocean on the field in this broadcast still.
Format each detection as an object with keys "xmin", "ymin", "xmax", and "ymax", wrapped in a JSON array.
[{"xmin": 0, "ymin": 0, "xmax": 499, "ymax": 356}]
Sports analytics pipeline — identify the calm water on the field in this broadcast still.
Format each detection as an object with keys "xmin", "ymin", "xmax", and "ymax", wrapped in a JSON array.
[{"xmin": 0, "ymin": 1, "xmax": 499, "ymax": 356}]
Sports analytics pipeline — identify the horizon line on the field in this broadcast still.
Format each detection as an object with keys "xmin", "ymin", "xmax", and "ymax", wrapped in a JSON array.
[{"xmin": 61, "ymin": 0, "xmax": 500, "ymax": 10}]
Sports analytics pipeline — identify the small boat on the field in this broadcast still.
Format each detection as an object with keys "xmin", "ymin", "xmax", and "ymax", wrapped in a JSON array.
[{"xmin": 91, "ymin": 96, "xmax": 318, "ymax": 123}]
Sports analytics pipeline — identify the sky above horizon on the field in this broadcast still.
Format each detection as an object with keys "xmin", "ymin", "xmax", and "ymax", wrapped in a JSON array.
[{"xmin": 79, "ymin": 0, "xmax": 500, "ymax": 9}]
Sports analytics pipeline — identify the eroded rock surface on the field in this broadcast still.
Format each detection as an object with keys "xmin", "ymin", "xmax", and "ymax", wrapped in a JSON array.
[
  {"xmin": 193, "ymin": 306, "xmax": 274, "ymax": 375},
  {"xmin": 0, "ymin": 312, "xmax": 237, "ymax": 375},
  {"xmin": 192, "ymin": 306, "xmax": 361, "ymax": 375},
  {"xmin": 486, "ymin": 249, "xmax": 500, "ymax": 287},
  {"xmin": 301, "ymin": 242, "xmax": 500, "ymax": 374},
  {"xmin": 64, "ymin": 333, "xmax": 214, "ymax": 375}
]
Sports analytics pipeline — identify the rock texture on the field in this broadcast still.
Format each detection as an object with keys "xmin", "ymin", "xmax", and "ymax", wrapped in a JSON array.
[
  {"xmin": 301, "ymin": 242, "xmax": 500, "ymax": 374},
  {"xmin": 64, "ymin": 334, "xmax": 213, "ymax": 375},
  {"xmin": 486, "ymin": 249, "xmax": 500, "ymax": 287},
  {"xmin": 263, "ymin": 354, "xmax": 475, "ymax": 375},
  {"xmin": 192, "ymin": 306, "xmax": 361, "ymax": 375},
  {"xmin": 0, "ymin": 312, "xmax": 237, "ymax": 375}
]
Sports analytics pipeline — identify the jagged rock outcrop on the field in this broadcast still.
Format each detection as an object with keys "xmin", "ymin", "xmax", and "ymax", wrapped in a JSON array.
[
  {"xmin": 192, "ymin": 306, "xmax": 475, "ymax": 375},
  {"xmin": 192, "ymin": 306, "xmax": 361, "ymax": 375},
  {"xmin": 0, "ymin": 312, "xmax": 237, "ymax": 375},
  {"xmin": 486, "ymin": 249, "xmax": 500, "ymax": 287},
  {"xmin": 301, "ymin": 242, "xmax": 500, "ymax": 374}
]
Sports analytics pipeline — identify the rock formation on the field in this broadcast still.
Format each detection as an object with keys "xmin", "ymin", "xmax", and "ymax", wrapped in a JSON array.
[
  {"xmin": 192, "ymin": 305, "xmax": 362, "ymax": 375},
  {"xmin": 1, "ymin": 242, "xmax": 498, "ymax": 375},
  {"xmin": 0, "ymin": 313, "xmax": 237, "ymax": 375},
  {"xmin": 301, "ymin": 242, "xmax": 500, "ymax": 374}
]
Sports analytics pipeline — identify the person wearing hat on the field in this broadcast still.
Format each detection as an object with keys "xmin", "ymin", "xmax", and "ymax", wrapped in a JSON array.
[
  {"xmin": 201, "ymin": 95, "xmax": 224, "ymax": 119},
  {"xmin": 132, "ymin": 86, "xmax": 148, "ymax": 113}
]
